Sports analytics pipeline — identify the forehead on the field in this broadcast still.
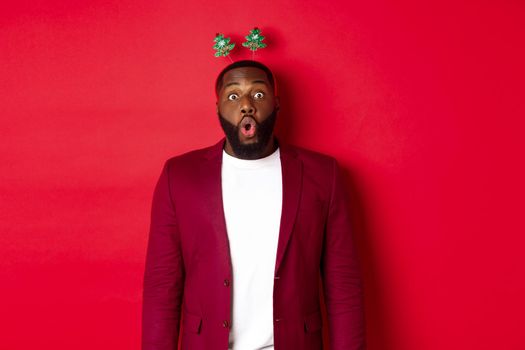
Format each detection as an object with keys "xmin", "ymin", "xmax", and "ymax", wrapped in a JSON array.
[{"xmin": 221, "ymin": 67, "xmax": 270, "ymax": 88}]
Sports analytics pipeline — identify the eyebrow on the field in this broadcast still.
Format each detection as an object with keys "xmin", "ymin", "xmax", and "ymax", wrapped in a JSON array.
[{"xmin": 223, "ymin": 80, "xmax": 268, "ymax": 88}]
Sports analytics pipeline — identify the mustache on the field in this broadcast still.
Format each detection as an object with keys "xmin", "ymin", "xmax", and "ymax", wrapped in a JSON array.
[
  {"xmin": 219, "ymin": 111, "xmax": 276, "ymax": 131},
  {"xmin": 217, "ymin": 109, "xmax": 278, "ymax": 159}
]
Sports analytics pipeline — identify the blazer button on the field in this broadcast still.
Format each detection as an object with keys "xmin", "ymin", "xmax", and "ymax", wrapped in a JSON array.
[
  {"xmin": 222, "ymin": 320, "xmax": 230, "ymax": 328},
  {"xmin": 223, "ymin": 279, "xmax": 230, "ymax": 287}
]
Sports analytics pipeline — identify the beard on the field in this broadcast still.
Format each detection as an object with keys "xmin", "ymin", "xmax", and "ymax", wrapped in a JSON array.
[{"xmin": 218, "ymin": 108, "xmax": 278, "ymax": 160}]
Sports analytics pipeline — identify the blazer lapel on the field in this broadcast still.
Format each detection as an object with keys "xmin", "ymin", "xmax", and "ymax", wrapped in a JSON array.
[
  {"xmin": 201, "ymin": 138, "xmax": 232, "ymax": 272},
  {"xmin": 201, "ymin": 137, "xmax": 303, "ymax": 275},
  {"xmin": 275, "ymin": 140, "xmax": 302, "ymax": 274}
]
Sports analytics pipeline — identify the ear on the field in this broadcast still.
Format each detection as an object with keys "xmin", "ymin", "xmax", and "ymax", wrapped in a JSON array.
[
  {"xmin": 216, "ymin": 101, "xmax": 219, "ymax": 114},
  {"xmin": 274, "ymin": 95, "xmax": 280, "ymax": 111}
]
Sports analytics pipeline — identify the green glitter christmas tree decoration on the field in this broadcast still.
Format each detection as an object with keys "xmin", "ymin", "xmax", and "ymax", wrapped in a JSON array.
[
  {"xmin": 213, "ymin": 33, "xmax": 235, "ymax": 62},
  {"xmin": 242, "ymin": 27, "xmax": 267, "ymax": 60}
]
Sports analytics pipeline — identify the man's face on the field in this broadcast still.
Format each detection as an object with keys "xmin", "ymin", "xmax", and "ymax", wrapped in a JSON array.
[{"xmin": 216, "ymin": 66, "xmax": 279, "ymax": 159}]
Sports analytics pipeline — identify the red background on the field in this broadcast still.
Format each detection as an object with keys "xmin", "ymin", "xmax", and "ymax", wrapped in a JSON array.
[{"xmin": 1, "ymin": 1, "xmax": 524, "ymax": 349}]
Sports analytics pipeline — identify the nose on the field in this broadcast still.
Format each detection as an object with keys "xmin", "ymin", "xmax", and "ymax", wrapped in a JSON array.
[{"xmin": 240, "ymin": 95, "xmax": 255, "ymax": 115}]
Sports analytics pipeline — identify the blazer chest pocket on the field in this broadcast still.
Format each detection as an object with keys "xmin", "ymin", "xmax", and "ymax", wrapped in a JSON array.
[
  {"xmin": 296, "ymin": 198, "xmax": 326, "ymax": 244},
  {"xmin": 298, "ymin": 198, "xmax": 326, "ymax": 223},
  {"xmin": 303, "ymin": 310, "xmax": 323, "ymax": 333},
  {"xmin": 183, "ymin": 310, "xmax": 202, "ymax": 334}
]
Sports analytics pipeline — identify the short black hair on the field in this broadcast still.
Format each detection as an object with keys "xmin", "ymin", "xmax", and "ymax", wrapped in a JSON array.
[{"xmin": 215, "ymin": 60, "xmax": 275, "ymax": 96}]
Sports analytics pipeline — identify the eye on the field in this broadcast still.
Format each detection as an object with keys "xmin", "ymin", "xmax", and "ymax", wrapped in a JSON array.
[
  {"xmin": 228, "ymin": 93, "xmax": 239, "ymax": 100},
  {"xmin": 254, "ymin": 92, "xmax": 264, "ymax": 99}
]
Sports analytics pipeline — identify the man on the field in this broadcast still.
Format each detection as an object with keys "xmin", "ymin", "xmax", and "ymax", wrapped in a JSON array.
[{"xmin": 142, "ymin": 60, "xmax": 365, "ymax": 350}]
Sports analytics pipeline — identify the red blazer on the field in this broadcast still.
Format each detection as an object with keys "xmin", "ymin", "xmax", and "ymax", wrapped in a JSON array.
[{"xmin": 142, "ymin": 137, "xmax": 365, "ymax": 350}]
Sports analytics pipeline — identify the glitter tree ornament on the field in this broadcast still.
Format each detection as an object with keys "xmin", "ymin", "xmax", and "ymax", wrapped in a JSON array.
[
  {"xmin": 242, "ymin": 27, "xmax": 267, "ymax": 60},
  {"xmin": 213, "ymin": 33, "xmax": 235, "ymax": 62}
]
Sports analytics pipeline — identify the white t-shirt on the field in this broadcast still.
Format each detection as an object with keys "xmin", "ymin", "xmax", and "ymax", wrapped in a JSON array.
[{"xmin": 221, "ymin": 147, "xmax": 283, "ymax": 350}]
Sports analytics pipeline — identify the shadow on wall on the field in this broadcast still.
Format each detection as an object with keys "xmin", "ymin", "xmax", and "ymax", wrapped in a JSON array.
[{"xmin": 342, "ymin": 165, "xmax": 395, "ymax": 349}]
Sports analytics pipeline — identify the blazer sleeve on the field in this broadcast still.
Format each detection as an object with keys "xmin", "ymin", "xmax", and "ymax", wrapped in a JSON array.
[
  {"xmin": 142, "ymin": 160, "xmax": 185, "ymax": 350},
  {"xmin": 321, "ymin": 158, "xmax": 366, "ymax": 349}
]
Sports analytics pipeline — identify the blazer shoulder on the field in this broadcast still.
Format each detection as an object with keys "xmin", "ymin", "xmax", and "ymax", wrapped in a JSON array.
[
  {"xmin": 163, "ymin": 142, "xmax": 218, "ymax": 168},
  {"xmin": 284, "ymin": 142, "xmax": 337, "ymax": 168}
]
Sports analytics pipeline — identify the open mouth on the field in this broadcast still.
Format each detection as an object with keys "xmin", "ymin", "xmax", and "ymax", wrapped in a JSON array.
[{"xmin": 240, "ymin": 116, "xmax": 257, "ymax": 137}]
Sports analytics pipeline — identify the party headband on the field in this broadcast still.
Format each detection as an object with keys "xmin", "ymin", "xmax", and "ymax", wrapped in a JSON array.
[{"xmin": 213, "ymin": 27, "xmax": 267, "ymax": 62}]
